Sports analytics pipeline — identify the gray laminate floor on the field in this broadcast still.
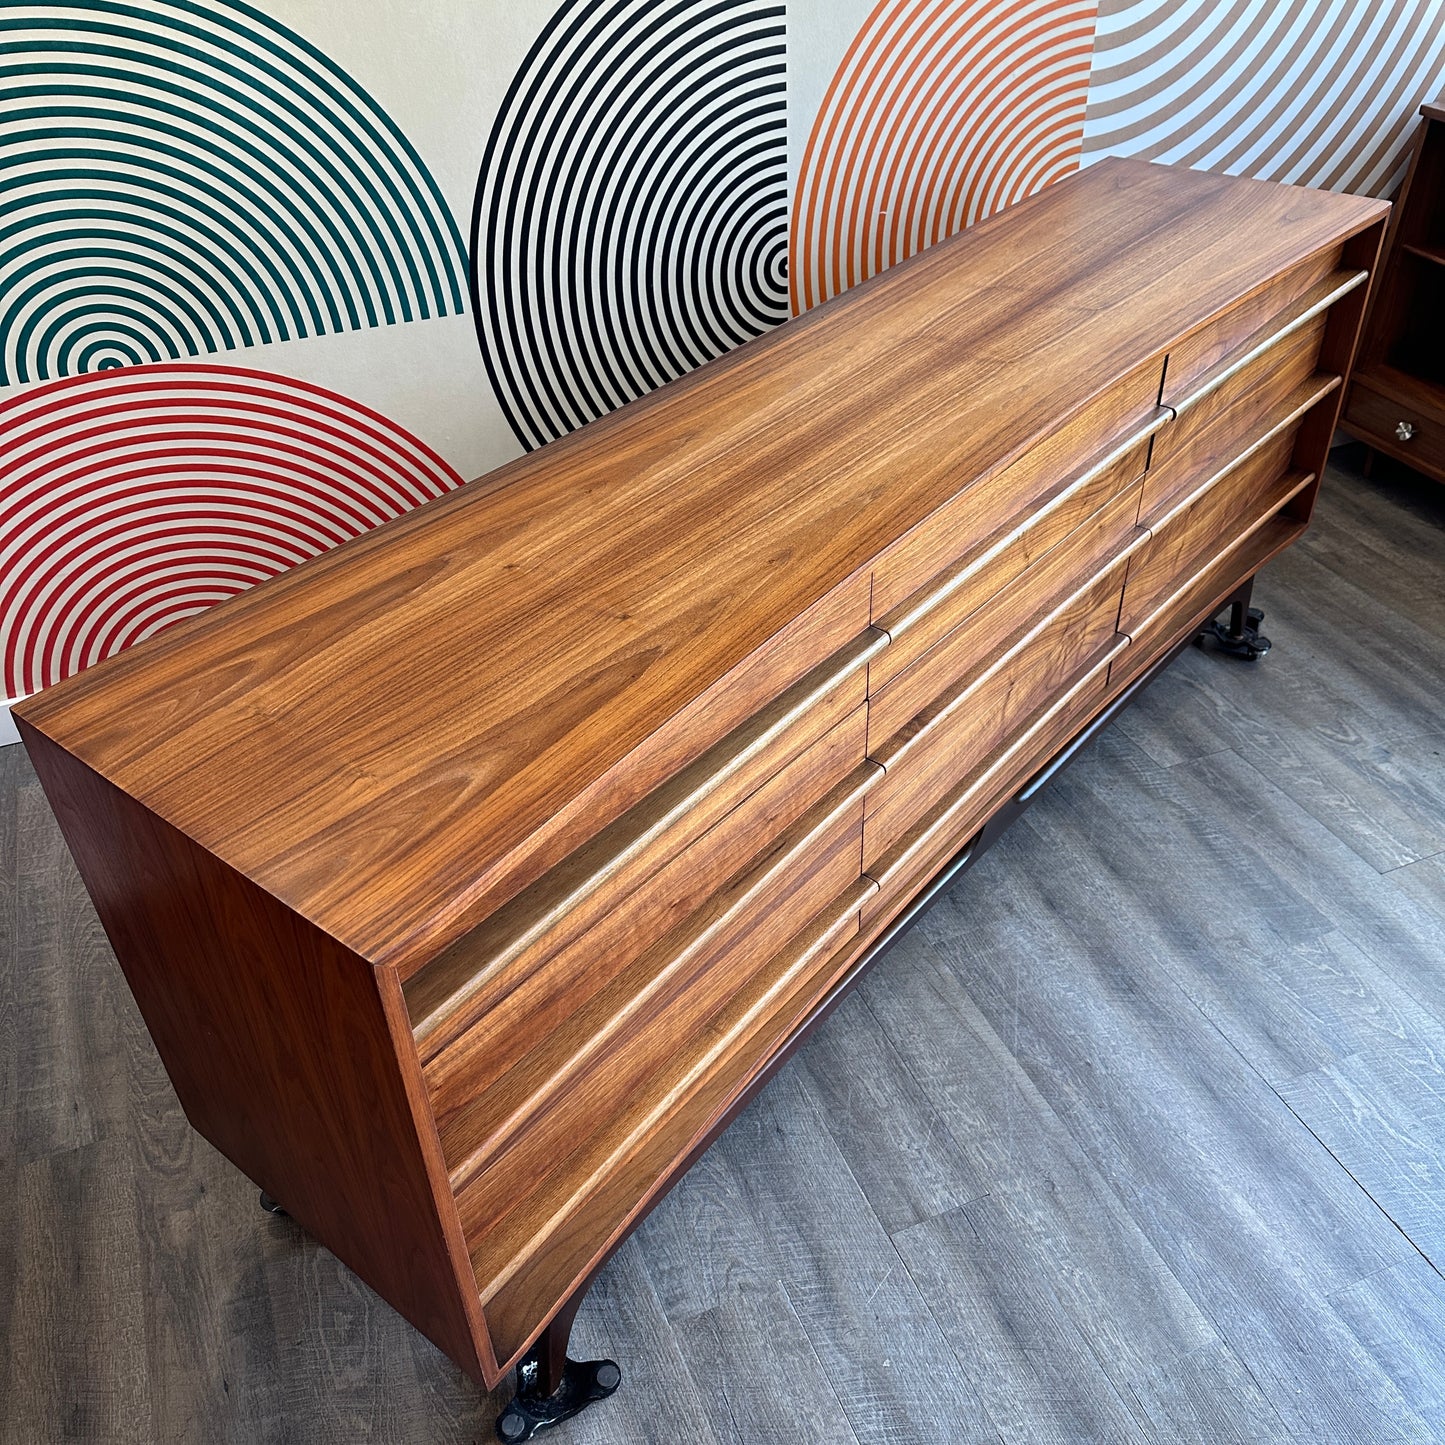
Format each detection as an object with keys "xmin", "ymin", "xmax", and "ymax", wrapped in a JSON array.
[{"xmin": 4, "ymin": 450, "xmax": 1445, "ymax": 1445}]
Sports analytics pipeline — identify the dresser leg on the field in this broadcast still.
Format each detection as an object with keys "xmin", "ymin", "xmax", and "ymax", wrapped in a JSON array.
[
  {"xmin": 1197, "ymin": 579, "xmax": 1272, "ymax": 661},
  {"xmin": 258, "ymin": 1190, "xmax": 288, "ymax": 1217},
  {"xmin": 495, "ymin": 1296, "xmax": 621, "ymax": 1442}
]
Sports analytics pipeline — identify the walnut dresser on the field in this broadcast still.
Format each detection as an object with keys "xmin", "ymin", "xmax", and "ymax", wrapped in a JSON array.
[{"xmin": 15, "ymin": 160, "xmax": 1387, "ymax": 1442}]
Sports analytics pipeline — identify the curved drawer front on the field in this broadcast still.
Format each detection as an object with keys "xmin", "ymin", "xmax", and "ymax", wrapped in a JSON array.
[
  {"xmin": 864, "ymin": 557, "xmax": 1129, "ymax": 869},
  {"xmin": 869, "ymin": 476, "xmax": 1145, "ymax": 750},
  {"xmin": 1121, "ymin": 427, "xmax": 1313, "ymax": 639},
  {"xmin": 451, "ymin": 780, "xmax": 876, "ymax": 1363},
  {"xmin": 442, "ymin": 780, "xmax": 868, "ymax": 1205},
  {"xmin": 1161, "ymin": 245, "xmax": 1350, "ymax": 407},
  {"xmin": 870, "ymin": 357, "xmax": 1164, "ymax": 621},
  {"xmin": 862, "ymin": 660, "xmax": 1115, "ymax": 931},
  {"xmin": 404, "ymin": 629, "xmax": 882, "ymax": 1066},
  {"xmin": 1145, "ymin": 312, "xmax": 1331, "ymax": 525}
]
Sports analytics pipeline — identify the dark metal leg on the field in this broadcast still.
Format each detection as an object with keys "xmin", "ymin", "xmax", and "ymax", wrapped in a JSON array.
[
  {"xmin": 258, "ymin": 1191, "xmax": 288, "ymax": 1216},
  {"xmin": 1196, "ymin": 579, "xmax": 1271, "ymax": 661},
  {"xmin": 495, "ymin": 1294, "xmax": 620, "ymax": 1442}
]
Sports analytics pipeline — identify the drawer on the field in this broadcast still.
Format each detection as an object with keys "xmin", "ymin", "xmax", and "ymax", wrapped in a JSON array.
[
  {"xmin": 416, "ymin": 700, "xmax": 872, "ymax": 1128},
  {"xmin": 871, "ymin": 356, "xmax": 1165, "ymax": 617},
  {"xmin": 1143, "ymin": 313, "xmax": 1331, "ymax": 525},
  {"xmin": 874, "ymin": 434, "xmax": 1148, "ymax": 691},
  {"xmin": 444, "ymin": 779, "xmax": 869, "ymax": 1223},
  {"xmin": 1109, "ymin": 509, "xmax": 1306, "ymax": 700},
  {"xmin": 869, "ymin": 475, "xmax": 1146, "ymax": 748},
  {"xmin": 1161, "ymin": 246, "xmax": 1355, "ymax": 407},
  {"xmin": 863, "ymin": 662, "xmax": 1113, "ymax": 931},
  {"xmin": 405, "ymin": 632, "xmax": 881, "ymax": 1063},
  {"xmin": 470, "ymin": 864, "xmax": 874, "ymax": 1363},
  {"xmin": 1121, "ymin": 428, "xmax": 1312, "ymax": 638},
  {"xmin": 1345, "ymin": 377, "xmax": 1445, "ymax": 479},
  {"xmin": 864, "ymin": 559, "xmax": 1128, "ymax": 868}
]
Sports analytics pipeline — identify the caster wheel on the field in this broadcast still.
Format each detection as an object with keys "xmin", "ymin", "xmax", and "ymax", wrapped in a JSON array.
[
  {"xmin": 259, "ymin": 1191, "xmax": 288, "ymax": 1217},
  {"xmin": 495, "ymin": 1356, "xmax": 621, "ymax": 1441}
]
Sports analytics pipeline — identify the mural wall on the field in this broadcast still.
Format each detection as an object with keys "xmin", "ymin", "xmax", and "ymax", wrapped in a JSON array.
[{"xmin": 3, "ymin": 0, "xmax": 1444, "ymax": 727}]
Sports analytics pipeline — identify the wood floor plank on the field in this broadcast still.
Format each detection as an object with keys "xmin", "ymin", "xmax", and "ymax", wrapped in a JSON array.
[
  {"xmin": 856, "ymin": 931, "xmax": 1221, "ymax": 1390},
  {"xmin": 1164, "ymin": 749, "xmax": 1445, "ymax": 1033},
  {"xmin": 1300, "ymin": 451, "xmax": 1445, "ymax": 618},
  {"xmin": 1278, "ymin": 1044, "xmax": 1445, "ymax": 1272},
  {"xmin": 1, "ymin": 1140, "xmax": 155, "ymax": 1445},
  {"xmin": 1330, "ymin": 1257, "xmax": 1445, "ymax": 1428},
  {"xmin": 915, "ymin": 802, "xmax": 1436, "ymax": 1438},
  {"xmin": 1146, "ymin": 924, "xmax": 1440, "ymax": 1090},
  {"xmin": 250, "ymin": 1202, "xmax": 480, "ymax": 1444},
  {"xmin": 639, "ymin": 1064, "xmax": 1000, "ymax": 1445},
  {"xmin": 12, "ymin": 779, "xmax": 132, "ymax": 1165},
  {"xmin": 797, "ymin": 990, "xmax": 986, "ymax": 1232},
  {"xmin": 0, "ymin": 743, "xmax": 20, "ymax": 1358},
  {"xmin": 671, "ymin": 1279, "xmax": 864, "ymax": 1445},
  {"xmin": 542, "ymin": 1240, "xmax": 730, "ymax": 1445},
  {"xmin": 922, "ymin": 812, "xmax": 1412, "ymax": 1299},
  {"xmin": 1388, "ymin": 850, "xmax": 1445, "ymax": 934},
  {"xmin": 893, "ymin": 1196, "xmax": 1152, "ymax": 1444},
  {"xmin": 1209, "ymin": 1285, "xmax": 1436, "ymax": 1444},
  {"xmin": 1234, "ymin": 724, "xmax": 1445, "ymax": 873},
  {"xmin": 1117, "ymin": 467, "xmax": 1445, "ymax": 771},
  {"xmin": 1127, "ymin": 1340, "xmax": 1294, "ymax": 1445}
]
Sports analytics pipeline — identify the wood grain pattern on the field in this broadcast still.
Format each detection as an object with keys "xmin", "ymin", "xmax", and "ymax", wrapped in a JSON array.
[
  {"xmin": 1347, "ymin": 378, "xmax": 1445, "ymax": 478},
  {"xmin": 421, "ymin": 712, "xmax": 869, "ymax": 1130},
  {"xmin": 14, "ymin": 722, "xmax": 494, "ymax": 1386},
  {"xmin": 1288, "ymin": 223, "xmax": 1388, "ymax": 520},
  {"xmin": 442, "ymin": 774, "xmax": 873, "ymax": 1205},
  {"xmin": 8, "ymin": 162, "xmax": 1389, "ymax": 1398},
  {"xmin": 866, "ymin": 562, "xmax": 1129, "ymax": 864},
  {"xmin": 15, "ymin": 160, "xmax": 1387, "ymax": 976},
  {"xmin": 1110, "ymin": 516, "xmax": 1306, "ymax": 696},
  {"xmin": 869, "ymin": 370, "xmax": 1160, "ymax": 619},
  {"xmin": 409, "ymin": 660, "xmax": 874, "ymax": 1066},
  {"xmin": 476, "ymin": 881, "xmax": 874, "ymax": 1364}
]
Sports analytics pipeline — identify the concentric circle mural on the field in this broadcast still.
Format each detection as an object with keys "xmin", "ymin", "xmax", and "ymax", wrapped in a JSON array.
[
  {"xmin": 791, "ymin": 0, "xmax": 1098, "ymax": 314},
  {"xmin": 471, "ymin": 0, "xmax": 790, "ymax": 451},
  {"xmin": 0, "ymin": 364, "xmax": 463, "ymax": 697},
  {"xmin": 0, "ymin": 0, "xmax": 467, "ymax": 386},
  {"xmin": 1082, "ymin": 0, "xmax": 1445, "ymax": 196}
]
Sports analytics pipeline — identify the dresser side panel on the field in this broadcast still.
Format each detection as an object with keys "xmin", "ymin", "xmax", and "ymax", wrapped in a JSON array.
[{"xmin": 16, "ymin": 718, "xmax": 497, "ymax": 1385}]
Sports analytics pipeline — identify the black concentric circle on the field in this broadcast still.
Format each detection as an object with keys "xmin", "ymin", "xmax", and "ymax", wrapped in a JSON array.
[{"xmin": 471, "ymin": 0, "xmax": 789, "ymax": 451}]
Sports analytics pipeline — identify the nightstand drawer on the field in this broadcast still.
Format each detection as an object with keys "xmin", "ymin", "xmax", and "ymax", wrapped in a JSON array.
[{"xmin": 1345, "ymin": 378, "xmax": 1445, "ymax": 478}]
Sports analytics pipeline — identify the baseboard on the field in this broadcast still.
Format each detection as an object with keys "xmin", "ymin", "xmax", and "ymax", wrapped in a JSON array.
[{"xmin": 1, "ymin": 696, "xmax": 22, "ymax": 748}]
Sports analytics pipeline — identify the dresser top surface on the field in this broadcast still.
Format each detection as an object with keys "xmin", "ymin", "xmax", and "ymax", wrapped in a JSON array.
[{"xmin": 18, "ymin": 159, "xmax": 1386, "ymax": 970}]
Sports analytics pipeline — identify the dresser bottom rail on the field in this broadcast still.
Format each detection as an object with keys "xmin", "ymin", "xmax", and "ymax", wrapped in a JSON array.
[{"xmin": 486, "ymin": 574, "xmax": 1265, "ymax": 1442}]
